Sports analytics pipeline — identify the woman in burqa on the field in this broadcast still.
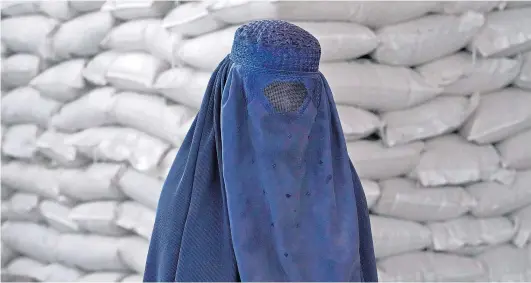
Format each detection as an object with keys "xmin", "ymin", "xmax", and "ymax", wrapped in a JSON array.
[{"xmin": 144, "ymin": 20, "xmax": 377, "ymax": 282}]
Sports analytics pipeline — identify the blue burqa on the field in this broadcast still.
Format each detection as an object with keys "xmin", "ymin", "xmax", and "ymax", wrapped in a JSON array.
[{"xmin": 144, "ymin": 20, "xmax": 377, "ymax": 282}]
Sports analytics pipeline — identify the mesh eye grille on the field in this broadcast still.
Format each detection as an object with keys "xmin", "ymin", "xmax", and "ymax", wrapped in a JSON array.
[{"xmin": 264, "ymin": 82, "xmax": 308, "ymax": 113}]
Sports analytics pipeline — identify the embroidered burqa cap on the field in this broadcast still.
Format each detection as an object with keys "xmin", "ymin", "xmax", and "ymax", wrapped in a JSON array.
[{"xmin": 144, "ymin": 20, "xmax": 377, "ymax": 282}]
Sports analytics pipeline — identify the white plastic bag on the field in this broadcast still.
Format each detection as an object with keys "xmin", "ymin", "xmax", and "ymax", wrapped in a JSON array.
[
  {"xmin": 511, "ymin": 205, "xmax": 531, "ymax": 247},
  {"xmin": 111, "ymin": 92, "xmax": 196, "ymax": 146},
  {"xmin": 373, "ymin": 178, "xmax": 475, "ymax": 222},
  {"xmin": 30, "ymin": 59, "xmax": 88, "ymax": 102},
  {"xmin": 460, "ymin": 88, "xmax": 531, "ymax": 144},
  {"xmin": 105, "ymin": 52, "xmax": 170, "ymax": 93},
  {"xmin": 496, "ymin": 128, "xmax": 531, "ymax": 170},
  {"xmin": 475, "ymin": 245, "xmax": 531, "ymax": 282},
  {"xmin": 1, "ymin": 54, "xmax": 47, "ymax": 89},
  {"xmin": 64, "ymin": 127, "xmax": 170, "ymax": 172},
  {"xmin": 82, "ymin": 51, "xmax": 120, "ymax": 86},
  {"xmin": 1, "ymin": 87, "xmax": 61, "ymax": 127},
  {"xmin": 360, "ymin": 179, "xmax": 380, "ymax": 209},
  {"xmin": 467, "ymin": 170, "xmax": 531, "ymax": 217},
  {"xmin": 115, "ymin": 201, "xmax": 156, "ymax": 239},
  {"xmin": 1, "ymin": 221, "xmax": 60, "ymax": 263},
  {"xmin": 69, "ymin": 201, "xmax": 128, "ymax": 236},
  {"xmin": 469, "ymin": 7, "xmax": 531, "ymax": 57},
  {"xmin": 38, "ymin": 1, "xmax": 79, "ymax": 21},
  {"xmin": 35, "ymin": 130, "xmax": 89, "ymax": 167},
  {"xmin": 1, "ymin": 1, "xmax": 40, "ymax": 16},
  {"xmin": 163, "ymin": 2, "xmax": 226, "ymax": 37},
  {"xmin": 153, "ymin": 147, "xmax": 178, "ymax": 180},
  {"xmin": 370, "ymin": 215, "xmax": 432, "ymax": 259},
  {"xmin": 411, "ymin": 134, "xmax": 515, "ymax": 186},
  {"xmin": 2, "ymin": 193, "xmax": 42, "ymax": 223},
  {"xmin": 101, "ymin": 19, "xmax": 178, "ymax": 63},
  {"xmin": 4, "ymin": 257, "xmax": 44, "ymax": 282},
  {"xmin": 102, "ymin": 0, "xmax": 173, "ymax": 20},
  {"xmin": 373, "ymin": 12, "xmax": 485, "ymax": 66},
  {"xmin": 57, "ymin": 163, "xmax": 126, "ymax": 201},
  {"xmin": 34, "ymin": 263, "xmax": 83, "ymax": 282},
  {"xmin": 1, "ymin": 162, "xmax": 62, "ymax": 200},
  {"xmin": 337, "ymin": 105, "xmax": 381, "ymax": 141},
  {"xmin": 70, "ymin": 1, "xmax": 105, "ymax": 13},
  {"xmin": 118, "ymin": 168, "xmax": 163, "ymax": 210},
  {"xmin": 55, "ymin": 234, "xmax": 128, "ymax": 272},
  {"xmin": 380, "ymin": 95, "xmax": 478, "ymax": 146},
  {"xmin": 347, "ymin": 140, "xmax": 424, "ymax": 180},
  {"xmin": 51, "ymin": 87, "xmax": 118, "ymax": 132},
  {"xmin": 417, "ymin": 52, "xmax": 522, "ymax": 96},
  {"xmin": 320, "ymin": 61, "xmax": 442, "ymax": 111},
  {"xmin": 39, "ymin": 200, "xmax": 79, "ymax": 233},
  {"xmin": 154, "ymin": 67, "xmax": 209, "ymax": 109},
  {"xmin": 117, "ymin": 236, "xmax": 149, "ymax": 273},
  {"xmin": 378, "ymin": 251, "xmax": 486, "ymax": 282},
  {"xmin": 515, "ymin": 51, "xmax": 531, "ymax": 90},
  {"xmin": 2, "ymin": 124, "xmax": 41, "ymax": 160},
  {"xmin": 428, "ymin": 216, "xmax": 516, "ymax": 252},
  {"xmin": 1, "ymin": 15, "xmax": 58, "ymax": 59}
]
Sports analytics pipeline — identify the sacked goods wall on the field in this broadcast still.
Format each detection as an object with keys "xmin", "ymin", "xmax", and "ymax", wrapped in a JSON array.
[{"xmin": 3, "ymin": 0, "xmax": 531, "ymax": 281}]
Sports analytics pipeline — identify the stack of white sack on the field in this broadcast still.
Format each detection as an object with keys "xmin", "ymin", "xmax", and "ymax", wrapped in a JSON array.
[{"xmin": 3, "ymin": 0, "xmax": 531, "ymax": 282}]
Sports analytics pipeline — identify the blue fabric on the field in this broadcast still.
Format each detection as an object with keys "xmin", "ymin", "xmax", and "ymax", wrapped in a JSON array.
[{"xmin": 144, "ymin": 20, "xmax": 377, "ymax": 282}]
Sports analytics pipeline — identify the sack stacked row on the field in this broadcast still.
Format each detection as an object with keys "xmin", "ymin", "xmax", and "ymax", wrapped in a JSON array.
[{"xmin": 2, "ymin": 0, "xmax": 531, "ymax": 282}]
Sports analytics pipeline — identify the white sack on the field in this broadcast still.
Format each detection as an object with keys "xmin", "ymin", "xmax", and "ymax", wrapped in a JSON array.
[
  {"xmin": 380, "ymin": 95, "xmax": 478, "ymax": 146},
  {"xmin": 320, "ymin": 61, "xmax": 442, "ymax": 112},
  {"xmin": 53, "ymin": 11, "xmax": 115, "ymax": 59},
  {"xmin": 2, "ymin": 124, "xmax": 41, "ymax": 160},
  {"xmin": 469, "ymin": 7, "xmax": 531, "ymax": 57},
  {"xmin": 2, "ymin": 54, "xmax": 47, "ymax": 88},
  {"xmin": 35, "ymin": 263, "xmax": 83, "ymax": 282},
  {"xmin": 57, "ymin": 163, "xmax": 126, "ymax": 201},
  {"xmin": 112, "ymin": 92, "xmax": 195, "ymax": 146},
  {"xmin": 467, "ymin": 170, "xmax": 531, "ymax": 217},
  {"xmin": 337, "ymin": 105, "xmax": 381, "ymax": 141},
  {"xmin": 417, "ymin": 52, "xmax": 522, "ymax": 96},
  {"xmin": 2, "ymin": 193, "xmax": 42, "ymax": 223},
  {"xmin": 460, "ymin": 88, "xmax": 531, "ymax": 144},
  {"xmin": 70, "ymin": 201, "xmax": 128, "ymax": 236},
  {"xmin": 153, "ymin": 147, "xmax": 178, "ymax": 180},
  {"xmin": 154, "ymin": 67, "xmax": 210, "ymax": 109},
  {"xmin": 102, "ymin": 0, "xmax": 174, "ymax": 20},
  {"xmin": 178, "ymin": 22, "xmax": 377, "ymax": 71},
  {"xmin": 64, "ymin": 127, "xmax": 169, "ymax": 172},
  {"xmin": 70, "ymin": 1, "xmax": 105, "ymax": 13},
  {"xmin": 511, "ymin": 205, "xmax": 531, "ymax": 248},
  {"xmin": 373, "ymin": 178, "xmax": 475, "ymax": 222},
  {"xmin": 1, "ymin": 1, "xmax": 39, "ymax": 16},
  {"xmin": 372, "ymin": 12, "xmax": 484, "ymax": 66},
  {"xmin": 208, "ymin": 1, "xmax": 437, "ymax": 28},
  {"xmin": 428, "ymin": 216, "xmax": 516, "ymax": 252},
  {"xmin": 118, "ymin": 168, "xmax": 163, "ymax": 210},
  {"xmin": 117, "ymin": 236, "xmax": 149, "ymax": 274},
  {"xmin": 0, "ymin": 15, "xmax": 58, "ymax": 59},
  {"xmin": 39, "ymin": 200, "xmax": 79, "ymax": 233},
  {"xmin": 1, "ymin": 87, "xmax": 61, "ymax": 127},
  {"xmin": 78, "ymin": 272, "xmax": 127, "ymax": 282},
  {"xmin": 38, "ymin": 1, "xmax": 79, "ymax": 21},
  {"xmin": 370, "ymin": 215, "xmax": 432, "ymax": 259},
  {"xmin": 435, "ymin": 1, "xmax": 502, "ymax": 14},
  {"xmin": 475, "ymin": 245, "xmax": 531, "ymax": 282},
  {"xmin": 1, "ymin": 222, "xmax": 59, "ymax": 263},
  {"xmin": 163, "ymin": 2, "xmax": 226, "ymax": 37},
  {"xmin": 410, "ymin": 134, "xmax": 514, "ymax": 186},
  {"xmin": 36, "ymin": 131, "xmax": 89, "ymax": 167},
  {"xmin": 346, "ymin": 140, "xmax": 424, "ymax": 180},
  {"xmin": 497, "ymin": 128, "xmax": 531, "ymax": 170},
  {"xmin": 29, "ymin": 59, "xmax": 88, "ymax": 102},
  {"xmin": 515, "ymin": 51, "xmax": 531, "ymax": 90},
  {"xmin": 116, "ymin": 201, "xmax": 156, "ymax": 239},
  {"xmin": 50, "ymin": 87, "xmax": 118, "ymax": 132},
  {"xmin": 1, "ymin": 162, "xmax": 62, "ymax": 200},
  {"xmin": 121, "ymin": 274, "xmax": 143, "ymax": 282},
  {"xmin": 82, "ymin": 51, "xmax": 120, "ymax": 86},
  {"xmin": 56, "ymin": 234, "xmax": 128, "ymax": 272},
  {"xmin": 378, "ymin": 251, "xmax": 486, "ymax": 282},
  {"xmin": 101, "ymin": 19, "xmax": 178, "ymax": 62},
  {"xmin": 4, "ymin": 257, "xmax": 44, "ymax": 282},
  {"xmin": 360, "ymin": 179, "xmax": 380, "ymax": 209},
  {"xmin": 106, "ymin": 52, "xmax": 170, "ymax": 93},
  {"xmin": 1, "ymin": 244, "xmax": 16, "ymax": 268}
]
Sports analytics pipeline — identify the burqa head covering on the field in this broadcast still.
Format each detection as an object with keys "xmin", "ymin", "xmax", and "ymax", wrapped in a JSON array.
[{"xmin": 144, "ymin": 20, "xmax": 377, "ymax": 282}]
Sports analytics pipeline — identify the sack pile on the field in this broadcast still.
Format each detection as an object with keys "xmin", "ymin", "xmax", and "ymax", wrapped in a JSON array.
[{"xmin": 2, "ymin": 0, "xmax": 531, "ymax": 282}]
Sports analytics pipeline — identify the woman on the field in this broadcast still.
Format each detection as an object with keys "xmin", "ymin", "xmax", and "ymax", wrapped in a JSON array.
[{"xmin": 144, "ymin": 19, "xmax": 377, "ymax": 282}]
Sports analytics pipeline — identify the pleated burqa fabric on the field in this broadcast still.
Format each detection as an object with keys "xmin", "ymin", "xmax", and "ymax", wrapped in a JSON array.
[{"xmin": 144, "ymin": 20, "xmax": 377, "ymax": 282}]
